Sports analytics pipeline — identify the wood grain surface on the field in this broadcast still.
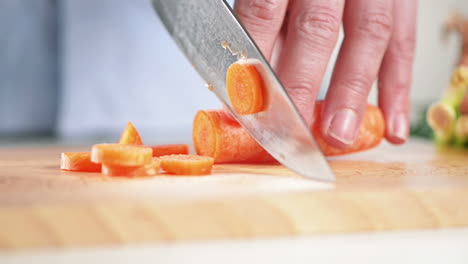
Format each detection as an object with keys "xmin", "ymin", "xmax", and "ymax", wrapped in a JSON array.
[{"xmin": 0, "ymin": 140, "xmax": 468, "ymax": 250}]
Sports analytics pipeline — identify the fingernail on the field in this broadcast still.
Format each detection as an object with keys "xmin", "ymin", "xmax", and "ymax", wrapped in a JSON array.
[
  {"xmin": 391, "ymin": 113, "xmax": 409, "ymax": 142},
  {"xmin": 327, "ymin": 109, "xmax": 359, "ymax": 145}
]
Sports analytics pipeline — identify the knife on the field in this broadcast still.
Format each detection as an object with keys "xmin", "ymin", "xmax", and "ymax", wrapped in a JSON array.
[{"xmin": 152, "ymin": 0, "xmax": 335, "ymax": 182}]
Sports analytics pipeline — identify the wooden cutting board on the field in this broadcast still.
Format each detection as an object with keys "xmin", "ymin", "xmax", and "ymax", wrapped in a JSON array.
[{"xmin": 1, "ymin": 140, "xmax": 468, "ymax": 251}]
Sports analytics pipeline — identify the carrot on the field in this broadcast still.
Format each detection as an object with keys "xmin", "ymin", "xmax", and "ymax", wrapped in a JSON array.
[
  {"xmin": 60, "ymin": 152, "xmax": 101, "ymax": 172},
  {"xmin": 150, "ymin": 144, "xmax": 189, "ymax": 157},
  {"xmin": 226, "ymin": 60, "xmax": 265, "ymax": 115},
  {"xmin": 119, "ymin": 122, "xmax": 143, "ymax": 145},
  {"xmin": 91, "ymin": 144, "xmax": 152, "ymax": 166},
  {"xmin": 193, "ymin": 110, "xmax": 274, "ymax": 163},
  {"xmin": 102, "ymin": 159, "xmax": 160, "ymax": 177},
  {"xmin": 193, "ymin": 101, "xmax": 385, "ymax": 163},
  {"xmin": 159, "ymin": 154, "xmax": 214, "ymax": 175}
]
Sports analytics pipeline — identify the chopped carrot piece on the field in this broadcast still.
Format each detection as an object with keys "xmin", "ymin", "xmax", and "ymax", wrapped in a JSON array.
[
  {"xmin": 226, "ymin": 60, "xmax": 265, "ymax": 115},
  {"xmin": 193, "ymin": 101, "xmax": 385, "ymax": 163},
  {"xmin": 60, "ymin": 152, "xmax": 101, "ymax": 172},
  {"xmin": 119, "ymin": 122, "xmax": 143, "ymax": 145},
  {"xmin": 150, "ymin": 144, "xmax": 189, "ymax": 157},
  {"xmin": 102, "ymin": 159, "xmax": 160, "ymax": 177},
  {"xmin": 91, "ymin": 144, "xmax": 152, "ymax": 166},
  {"xmin": 159, "ymin": 155, "xmax": 214, "ymax": 175}
]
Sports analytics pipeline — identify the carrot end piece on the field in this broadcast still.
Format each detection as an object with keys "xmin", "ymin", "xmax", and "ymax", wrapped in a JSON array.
[{"xmin": 118, "ymin": 122, "xmax": 143, "ymax": 145}]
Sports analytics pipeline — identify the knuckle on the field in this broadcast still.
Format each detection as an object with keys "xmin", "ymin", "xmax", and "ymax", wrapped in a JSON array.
[
  {"xmin": 286, "ymin": 82, "xmax": 316, "ymax": 105},
  {"xmin": 389, "ymin": 35, "xmax": 416, "ymax": 62},
  {"xmin": 379, "ymin": 78, "xmax": 410, "ymax": 95},
  {"xmin": 394, "ymin": 80, "xmax": 410, "ymax": 94},
  {"xmin": 355, "ymin": 11, "xmax": 393, "ymax": 43},
  {"xmin": 294, "ymin": 7, "xmax": 341, "ymax": 42},
  {"xmin": 236, "ymin": 0, "xmax": 283, "ymax": 23},
  {"xmin": 338, "ymin": 74, "xmax": 373, "ymax": 100}
]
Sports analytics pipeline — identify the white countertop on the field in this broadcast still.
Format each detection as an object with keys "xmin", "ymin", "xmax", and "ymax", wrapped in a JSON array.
[{"xmin": 3, "ymin": 228, "xmax": 468, "ymax": 264}]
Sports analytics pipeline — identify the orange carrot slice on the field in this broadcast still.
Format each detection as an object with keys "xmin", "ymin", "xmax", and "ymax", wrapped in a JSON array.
[
  {"xmin": 91, "ymin": 144, "xmax": 152, "ymax": 166},
  {"xmin": 226, "ymin": 60, "xmax": 265, "ymax": 115},
  {"xmin": 159, "ymin": 154, "xmax": 214, "ymax": 175},
  {"xmin": 60, "ymin": 152, "xmax": 101, "ymax": 172},
  {"xmin": 102, "ymin": 159, "xmax": 160, "ymax": 177},
  {"xmin": 193, "ymin": 101, "xmax": 385, "ymax": 163},
  {"xmin": 150, "ymin": 144, "xmax": 189, "ymax": 157},
  {"xmin": 119, "ymin": 122, "xmax": 143, "ymax": 145}
]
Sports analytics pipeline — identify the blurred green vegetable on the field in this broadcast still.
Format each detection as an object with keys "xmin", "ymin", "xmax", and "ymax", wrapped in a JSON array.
[{"xmin": 426, "ymin": 67, "xmax": 468, "ymax": 147}]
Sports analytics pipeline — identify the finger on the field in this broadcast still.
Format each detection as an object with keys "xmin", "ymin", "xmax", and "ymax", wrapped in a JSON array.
[
  {"xmin": 234, "ymin": 0, "xmax": 289, "ymax": 60},
  {"xmin": 322, "ymin": 0, "xmax": 394, "ymax": 148},
  {"xmin": 270, "ymin": 17, "xmax": 288, "ymax": 71},
  {"xmin": 276, "ymin": 0, "xmax": 345, "ymax": 124},
  {"xmin": 378, "ymin": 0, "xmax": 417, "ymax": 144},
  {"xmin": 461, "ymin": 88, "xmax": 468, "ymax": 115}
]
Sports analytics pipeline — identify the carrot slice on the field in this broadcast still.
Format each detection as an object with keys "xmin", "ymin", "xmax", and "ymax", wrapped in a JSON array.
[
  {"xmin": 91, "ymin": 144, "xmax": 152, "ymax": 166},
  {"xmin": 60, "ymin": 152, "xmax": 101, "ymax": 172},
  {"xmin": 119, "ymin": 122, "xmax": 143, "ymax": 145},
  {"xmin": 193, "ymin": 101, "xmax": 385, "ymax": 163},
  {"xmin": 102, "ymin": 159, "xmax": 160, "ymax": 177},
  {"xmin": 159, "ymin": 155, "xmax": 214, "ymax": 175},
  {"xmin": 150, "ymin": 144, "xmax": 189, "ymax": 157},
  {"xmin": 226, "ymin": 60, "xmax": 265, "ymax": 115}
]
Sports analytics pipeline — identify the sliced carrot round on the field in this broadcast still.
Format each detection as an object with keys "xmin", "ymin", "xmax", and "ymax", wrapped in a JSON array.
[
  {"xmin": 102, "ymin": 159, "xmax": 160, "ymax": 177},
  {"xmin": 150, "ymin": 144, "xmax": 189, "ymax": 157},
  {"xmin": 91, "ymin": 144, "xmax": 152, "ymax": 166},
  {"xmin": 226, "ymin": 61, "xmax": 265, "ymax": 115},
  {"xmin": 61, "ymin": 152, "xmax": 101, "ymax": 172},
  {"xmin": 119, "ymin": 122, "xmax": 143, "ymax": 145},
  {"xmin": 159, "ymin": 154, "xmax": 214, "ymax": 175}
]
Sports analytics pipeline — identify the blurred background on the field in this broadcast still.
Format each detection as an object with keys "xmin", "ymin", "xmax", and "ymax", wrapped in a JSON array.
[{"xmin": 0, "ymin": 0, "xmax": 467, "ymax": 146}]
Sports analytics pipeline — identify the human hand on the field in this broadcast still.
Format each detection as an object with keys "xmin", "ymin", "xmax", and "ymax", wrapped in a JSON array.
[{"xmin": 234, "ymin": 0, "xmax": 417, "ymax": 148}]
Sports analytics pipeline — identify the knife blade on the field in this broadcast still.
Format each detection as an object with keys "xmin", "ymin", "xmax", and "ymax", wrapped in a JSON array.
[{"xmin": 152, "ymin": 0, "xmax": 335, "ymax": 182}]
